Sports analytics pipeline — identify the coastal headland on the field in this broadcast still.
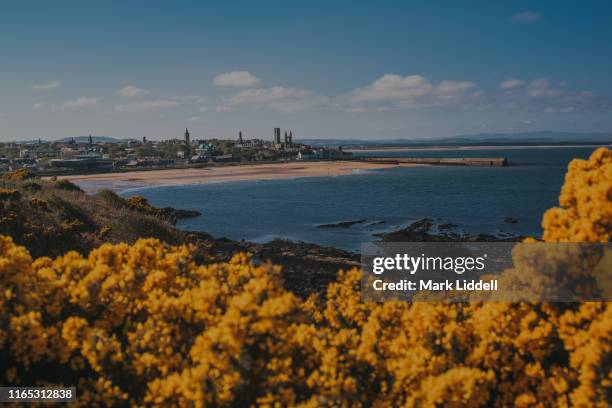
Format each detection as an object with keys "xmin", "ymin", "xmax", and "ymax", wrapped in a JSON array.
[{"xmin": 50, "ymin": 160, "xmax": 419, "ymax": 193}]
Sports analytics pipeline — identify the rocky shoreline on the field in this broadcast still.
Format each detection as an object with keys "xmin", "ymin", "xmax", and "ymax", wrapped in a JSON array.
[
  {"xmin": 184, "ymin": 217, "xmax": 524, "ymax": 297},
  {"xmin": 184, "ymin": 230, "xmax": 360, "ymax": 297},
  {"xmin": 159, "ymin": 207, "xmax": 202, "ymax": 224},
  {"xmin": 376, "ymin": 218, "xmax": 524, "ymax": 242}
]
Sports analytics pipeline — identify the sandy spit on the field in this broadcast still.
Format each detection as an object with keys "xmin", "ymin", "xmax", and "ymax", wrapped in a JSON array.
[{"xmin": 50, "ymin": 161, "xmax": 415, "ymax": 193}]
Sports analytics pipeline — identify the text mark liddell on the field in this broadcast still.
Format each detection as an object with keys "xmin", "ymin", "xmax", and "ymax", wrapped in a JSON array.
[{"xmin": 372, "ymin": 279, "xmax": 498, "ymax": 292}]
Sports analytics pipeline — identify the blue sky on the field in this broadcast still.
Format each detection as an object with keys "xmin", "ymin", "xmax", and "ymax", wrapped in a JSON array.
[{"xmin": 1, "ymin": 0, "xmax": 611, "ymax": 141}]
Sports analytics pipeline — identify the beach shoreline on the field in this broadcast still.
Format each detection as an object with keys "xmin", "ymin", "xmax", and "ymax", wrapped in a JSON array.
[{"xmin": 51, "ymin": 161, "xmax": 416, "ymax": 193}]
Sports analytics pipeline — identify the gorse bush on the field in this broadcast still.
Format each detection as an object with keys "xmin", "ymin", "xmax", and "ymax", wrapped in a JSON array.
[{"xmin": 0, "ymin": 148, "xmax": 610, "ymax": 407}]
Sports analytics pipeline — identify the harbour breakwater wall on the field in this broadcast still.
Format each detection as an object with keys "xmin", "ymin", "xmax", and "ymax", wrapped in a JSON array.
[{"xmin": 359, "ymin": 157, "xmax": 508, "ymax": 167}]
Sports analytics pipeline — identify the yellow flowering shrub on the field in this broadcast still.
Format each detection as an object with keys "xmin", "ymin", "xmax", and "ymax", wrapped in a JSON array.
[
  {"xmin": 542, "ymin": 147, "xmax": 611, "ymax": 243},
  {"xmin": 0, "ymin": 189, "xmax": 21, "ymax": 201},
  {"xmin": 126, "ymin": 195, "xmax": 171, "ymax": 219},
  {"xmin": 2, "ymin": 168, "xmax": 36, "ymax": 182},
  {"xmin": 0, "ymin": 148, "xmax": 610, "ymax": 406}
]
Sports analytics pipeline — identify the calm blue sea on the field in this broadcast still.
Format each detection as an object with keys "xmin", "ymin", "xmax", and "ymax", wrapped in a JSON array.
[{"xmin": 122, "ymin": 147, "xmax": 598, "ymax": 251}]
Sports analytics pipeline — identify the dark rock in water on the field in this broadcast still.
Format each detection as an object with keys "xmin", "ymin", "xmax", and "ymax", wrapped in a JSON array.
[
  {"xmin": 438, "ymin": 222, "xmax": 458, "ymax": 230},
  {"xmin": 380, "ymin": 218, "xmax": 434, "ymax": 241},
  {"xmin": 317, "ymin": 219, "xmax": 367, "ymax": 228},
  {"xmin": 160, "ymin": 207, "xmax": 202, "ymax": 224},
  {"xmin": 378, "ymin": 218, "xmax": 523, "ymax": 242},
  {"xmin": 170, "ymin": 208, "xmax": 201, "ymax": 219},
  {"xmin": 504, "ymin": 217, "xmax": 519, "ymax": 224}
]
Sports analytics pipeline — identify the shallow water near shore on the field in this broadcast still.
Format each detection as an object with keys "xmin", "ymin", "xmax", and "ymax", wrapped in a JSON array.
[{"xmin": 121, "ymin": 147, "xmax": 598, "ymax": 251}]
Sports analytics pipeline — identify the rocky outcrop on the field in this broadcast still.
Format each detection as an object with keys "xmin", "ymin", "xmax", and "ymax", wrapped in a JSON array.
[
  {"xmin": 438, "ymin": 222, "xmax": 458, "ymax": 230},
  {"xmin": 159, "ymin": 207, "xmax": 201, "ymax": 223},
  {"xmin": 377, "ymin": 218, "xmax": 523, "ymax": 242},
  {"xmin": 316, "ymin": 219, "xmax": 367, "ymax": 228},
  {"xmin": 185, "ymin": 231, "xmax": 359, "ymax": 297}
]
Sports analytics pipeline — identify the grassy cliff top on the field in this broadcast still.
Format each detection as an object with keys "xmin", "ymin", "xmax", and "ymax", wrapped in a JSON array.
[{"xmin": 0, "ymin": 169, "xmax": 186, "ymax": 258}]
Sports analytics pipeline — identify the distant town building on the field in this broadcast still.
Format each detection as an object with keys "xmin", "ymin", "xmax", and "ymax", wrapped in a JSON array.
[
  {"xmin": 297, "ymin": 149, "xmax": 316, "ymax": 160},
  {"xmin": 184, "ymin": 128, "xmax": 191, "ymax": 145},
  {"xmin": 19, "ymin": 149, "xmax": 32, "ymax": 159},
  {"xmin": 213, "ymin": 153, "xmax": 238, "ymax": 162},
  {"xmin": 238, "ymin": 131, "xmax": 243, "ymax": 144},
  {"xmin": 273, "ymin": 128, "xmax": 281, "ymax": 145}
]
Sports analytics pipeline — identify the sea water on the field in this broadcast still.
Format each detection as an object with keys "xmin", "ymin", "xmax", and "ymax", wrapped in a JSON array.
[{"xmin": 122, "ymin": 147, "xmax": 598, "ymax": 251}]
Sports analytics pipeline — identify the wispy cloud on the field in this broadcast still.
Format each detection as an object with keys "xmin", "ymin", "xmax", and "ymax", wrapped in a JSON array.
[
  {"xmin": 223, "ymin": 86, "xmax": 328, "ymax": 113},
  {"xmin": 31, "ymin": 80, "xmax": 60, "ymax": 91},
  {"xmin": 213, "ymin": 71, "xmax": 259, "ymax": 87},
  {"xmin": 344, "ymin": 74, "xmax": 478, "ymax": 111},
  {"xmin": 116, "ymin": 85, "xmax": 150, "ymax": 98},
  {"xmin": 495, "ymin": 78, "xmax": 609, "ymax": 113},
  {"xmin": 61, "ymin": 97, "xmax": 98, "ymax": 109},
  {"xmin": 114, "ymin": 99, "xmax": 178, "ymax": 113},
  {"xmin": 171, "ymin": 94, "xmax": 206, "ymax": 104},
  {"xmin": 510, "ymin": 11, "xmax": 542, "ymax": 23},
  {"xmin": 499, "ymin": 79, "xmax": 525, "ymax": 89},
  {"xmin": 32, "ymin": 102, "xmax": 44, "ymax": 110},
  {"xmin": 186, "ymin": 116, "xmax": 207, "ymax": 122}
]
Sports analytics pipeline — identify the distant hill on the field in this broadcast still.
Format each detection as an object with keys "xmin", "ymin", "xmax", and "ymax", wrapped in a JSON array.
[
  {"xmin": 297, "ymin": 131, "xmax": 612, "ymax": 148},
  {"xmin": 12, "ymin": 136, "xmax": 137, "ymax": 144},
  {"xmin": 54, "ymin": 136, "xmax": 137, "ymax": 143}
]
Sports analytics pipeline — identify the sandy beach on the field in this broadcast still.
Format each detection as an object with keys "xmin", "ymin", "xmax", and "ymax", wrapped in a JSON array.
[{"xmin": 53, "ymin": 161, "xmax": 412, "ymax": 193}]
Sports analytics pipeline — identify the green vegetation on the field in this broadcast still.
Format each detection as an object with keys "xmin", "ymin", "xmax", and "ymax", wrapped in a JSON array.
[{"xmin": 0, "ymin": 172, "xmax": 184, "ymax": 258}]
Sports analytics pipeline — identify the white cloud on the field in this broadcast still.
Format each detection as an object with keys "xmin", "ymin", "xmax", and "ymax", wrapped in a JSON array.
[
  {"xmin": 215, "ymin": 105, "xmax": 232, "ymax": 112},
  {"xmin": 32, "ymin": 102, "xmax": 44, "ymax": 109},
  {"xmin": 186, "ymin": 116, "xmax": 208, "ymax": 122},
  {"xmin": 116, "ymin": 85, "xmax": 150, "ymax": 97},
  {"xmin": 61, "ymin": 97, "xmax": 98, "ymax": 109},
  {"xmin": 31, "ymin": 80, "xmax": 60, "ymax": 91},
  {"xmin": 223, "ymin": 86, "xmax": 327, "ymax": 113},
  {"xmin": 494, "ymin": 78, "xmax": 609, "ymax": 113},
  {"xmin": 511, "ymin": 11, "xmax": 542, "ymax": 23},
  {"xmin": 526, "ymin": 79, "xmax": 563, "ymax": 98},
  {"xmin": 199, "ymin": 106, "xmax": 209, "ymax": 112},
  {"xmin": 544, "ymin": 107, "xmax": 575, "ymax": 113},
  {"xmin": 171, "ymin": 94, "xmax": 206, "ymax": 103},
  {"xmin": 499, "ymin": 79, "xmax": 525, "ymax": 89},
  {"xmin": 114, "ymin": 99, "xmax": 179, "ymax": 113},
  {"xmin": 345, "ymin": 74, "xmax": 477, "ymax": 111},
  {"xmin": 213, "ymin": 71, "xmax": 259, "ymax": 87}
]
